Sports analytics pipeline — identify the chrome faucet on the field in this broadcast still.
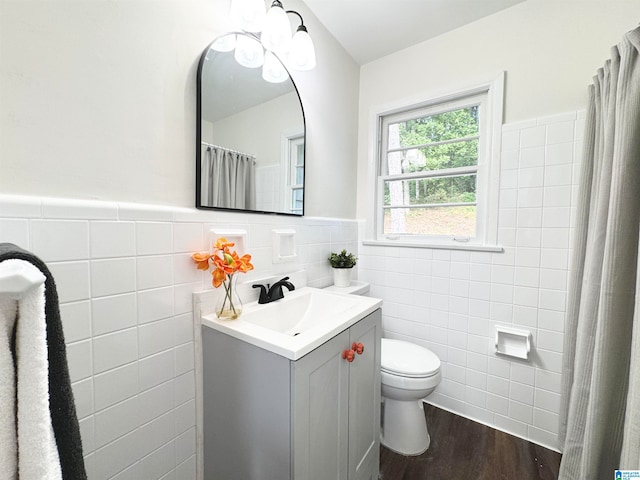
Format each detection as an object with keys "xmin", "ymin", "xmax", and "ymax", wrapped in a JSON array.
[{"xmin": 252, "ymin": 276, "xmax": 295, "ymax": 304}]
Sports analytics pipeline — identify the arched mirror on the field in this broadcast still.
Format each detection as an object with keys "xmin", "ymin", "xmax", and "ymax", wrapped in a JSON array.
[{"xmin": 196, "ymin": 32, "xmax": 306, "ymax": 216}]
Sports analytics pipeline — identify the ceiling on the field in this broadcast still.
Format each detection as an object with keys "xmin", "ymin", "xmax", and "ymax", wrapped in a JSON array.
[{"xmin": 301, "ymin": 0, "xmax": 526, "ymax": 65}]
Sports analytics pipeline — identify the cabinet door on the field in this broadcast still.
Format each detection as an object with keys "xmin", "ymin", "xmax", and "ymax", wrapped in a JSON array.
[
  {"xmin": 292, "ymin": 330, "xmax": 350, "ymax": 480},
  {"xmin": 348, "ymin": 310, "xmax": 381, "ymax": 480}
]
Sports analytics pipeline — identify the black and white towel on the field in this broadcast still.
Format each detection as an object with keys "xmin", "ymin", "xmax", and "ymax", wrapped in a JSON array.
[{"xmin": 0, "ymin": 243, "xmax": 87, "ymax": 480}]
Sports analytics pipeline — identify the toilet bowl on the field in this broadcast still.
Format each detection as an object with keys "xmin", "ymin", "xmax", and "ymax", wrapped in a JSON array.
[
  {"xmin": 323, "ymin": 282, "xmax": 441, "ymax": 456},
  {"xmin": 380, "ymin": 338, "xmax": 441, "ymax": 456}
]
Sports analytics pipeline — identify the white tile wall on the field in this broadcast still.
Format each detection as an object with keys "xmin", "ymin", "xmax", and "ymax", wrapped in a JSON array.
[
  {"xmin": 0, "ymin": 194, "xmax": 358, "ymax": 480},
  {"xmin": 255, "ymin": 164, "xmax": 282, "ymax": 212},
  {"xmin": 359, "ymin": 111, "xmax": 584, "ymax": 452}
]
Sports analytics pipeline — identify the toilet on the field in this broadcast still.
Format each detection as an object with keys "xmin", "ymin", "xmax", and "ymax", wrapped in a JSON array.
[
  {"xmin": 380, "ymin": 338, "xmax": 441, "ymax": 456},
  {"xmin": 324, "ymin": 281, "xmax": 442, "ymax": 456}
]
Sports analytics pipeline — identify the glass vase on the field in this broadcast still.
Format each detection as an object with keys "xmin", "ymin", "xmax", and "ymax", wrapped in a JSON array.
[{"xmin": 216, "ymin": 274, "xmax": 243, "ymax": 319}]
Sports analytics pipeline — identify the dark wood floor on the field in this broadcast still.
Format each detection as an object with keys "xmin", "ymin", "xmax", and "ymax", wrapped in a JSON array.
[{"xmin": 380, "ymin": 404, "xmax": 561, "ymax": 480}]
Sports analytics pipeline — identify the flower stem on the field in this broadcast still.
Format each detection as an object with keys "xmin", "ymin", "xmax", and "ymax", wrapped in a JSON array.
[{"xmin": 221, "ymin": 274, "xmax": 238, "ymax": 316}]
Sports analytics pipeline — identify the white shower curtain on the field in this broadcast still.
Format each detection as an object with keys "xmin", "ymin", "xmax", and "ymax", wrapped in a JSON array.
[
  {"xmin": 559, "ymin": 26, "xmax": 640, "ymax": 479},
  {"xmin": 201, "ymin": 146, "xmax": 256, "ymax": 210}
]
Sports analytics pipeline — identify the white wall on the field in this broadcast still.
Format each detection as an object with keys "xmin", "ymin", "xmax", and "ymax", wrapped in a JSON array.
[
  {"xmin": 0, "ymin": 0, "xmax": 359, "ymax": 219},
  {"xmin": 209, "ymin": 92, "xmax": 302, "ymax": 167},
  {"xmin": 356, "ymin": 0, "xmax": 640, "ymax": 451},
  {"xmin": 286, "ymin": 0, "xmax": 360, "ymax": 218},
  {"xmin": 356, "ymin": 0, "xmax": 640, "ymax": 217}
]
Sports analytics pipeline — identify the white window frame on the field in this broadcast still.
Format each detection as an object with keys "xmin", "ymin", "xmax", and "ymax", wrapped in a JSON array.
[
  {"xmin": 281, "ymin": 132, "xmax": 304, "ymax": 215},
  {"xmin": 366, "ymin": 73, "xmax": 504, "ymax": 252}
]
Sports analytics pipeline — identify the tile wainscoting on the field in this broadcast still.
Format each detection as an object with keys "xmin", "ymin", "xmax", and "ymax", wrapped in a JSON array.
[
  {"xmin": 0, "ymin": 195, "xmax": 358, "ymax": 480},
  {"xmin": 359, "ymin": 111, "xmax": 584, "ymax": 452}
]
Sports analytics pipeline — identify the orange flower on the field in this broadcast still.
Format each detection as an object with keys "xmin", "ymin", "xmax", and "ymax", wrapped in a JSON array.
[
  {"xmin": 214, "ymin": 237, "xmax": 235, "ymax": 250},
  {"xmin": 192, "ymin": 252, "xmax": 212, "ymax": 270},
  {"xmin": 237, "ymin": 254, "xmax": 254, "ymax": 273},
  {"xmin": 212, "ymin": 267, "xmax": 227, "ymax": 288},
  {"xmin": 192, "ymin": 237, "xmax": 253, "ymax": 288},
  {"xmin": 212, "ymin": 251, "xmax": 235, "ymax": 274}
]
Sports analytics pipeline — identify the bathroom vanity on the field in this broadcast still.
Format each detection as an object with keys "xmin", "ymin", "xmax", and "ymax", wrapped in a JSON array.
[{"xmin": 197, "ymin": 287, "xmax": 382, "ymax": 480}]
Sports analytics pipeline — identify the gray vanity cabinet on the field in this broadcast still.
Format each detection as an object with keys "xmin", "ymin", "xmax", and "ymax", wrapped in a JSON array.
[
  {"xmin": 292, "ymin": 308, "xmax": 381, "ymax": 480},
  {"xmin": 202, "ymin": 308, "xmax": 381, "ymax": 480}
]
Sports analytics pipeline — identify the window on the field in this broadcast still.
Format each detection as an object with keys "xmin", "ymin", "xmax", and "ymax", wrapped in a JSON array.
[
  {"xmin": 286, "ymin": 135, "xmax": 304, "ymax": 215},
  {"xmin": 373, "ymin": 77, "xmax": 503, "ymax": 249}
]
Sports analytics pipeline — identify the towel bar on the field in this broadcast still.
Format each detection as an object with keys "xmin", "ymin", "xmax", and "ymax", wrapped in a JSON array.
[{"xmin": 0, "ymin": 260, "xmax": 46, "ymax": 296}]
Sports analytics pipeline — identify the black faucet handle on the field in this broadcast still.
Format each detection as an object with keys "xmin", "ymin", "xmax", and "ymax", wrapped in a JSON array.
[
  {"xmin": 252, "ymin": 284, "xmax": 270, "ymax": 304},
  {"xmin": 280, "ymin": 277, "xmax": 295, "ymax": 291},
  {"xmin": 267, "ymin": 277, "xmax": 295, "ymax": 302},
  {"xmin": 274, "ymin": 276, "xmax": 295, "ymax": 288},
  {"xmin": 269, "ymin": 285, "xmax": 285, "ymax": 301}
]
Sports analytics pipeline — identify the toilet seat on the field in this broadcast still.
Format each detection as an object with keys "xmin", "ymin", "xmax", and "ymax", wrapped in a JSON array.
[{"xmin": 381, "ymin": 338, "xmax": 441, "ymax": 378}]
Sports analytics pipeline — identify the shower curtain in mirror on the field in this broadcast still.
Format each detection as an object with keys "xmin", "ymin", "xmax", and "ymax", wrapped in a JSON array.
[
  {"xmin": 201, "ymin": 146, "xmax": 256, "ymax": 210},
  {"xmin": 559, "ymin": 26, "xmax": 640, "ymax": 479}
]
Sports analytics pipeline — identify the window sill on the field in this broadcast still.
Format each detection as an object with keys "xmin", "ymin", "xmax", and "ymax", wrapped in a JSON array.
[{"xmin": 362, "ymin": 239, "xmax": 504, "ymax": 253}]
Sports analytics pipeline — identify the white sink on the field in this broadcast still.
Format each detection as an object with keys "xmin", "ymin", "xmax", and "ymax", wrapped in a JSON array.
[
  {"xmin": 201, "ymin": 287, "xmax": 382, "ymax": 360},
  {"xmin": 242, "ymin": 288, "xmax": 362, "ymax": 335}
]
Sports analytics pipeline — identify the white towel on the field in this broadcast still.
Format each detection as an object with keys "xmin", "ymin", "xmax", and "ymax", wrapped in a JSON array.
[
  {"xmin": 0, "ymin": 259, "xmax": 62, "ymax": 480},
  {"xmin": 0, "ymin": 291, "xmax": 18, "ymax": 478}
]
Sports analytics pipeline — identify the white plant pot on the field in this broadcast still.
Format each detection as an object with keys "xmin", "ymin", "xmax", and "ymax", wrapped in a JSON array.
[{"xmin": 332, "ymin": 267, "xmax": 353, "ymax": 288}]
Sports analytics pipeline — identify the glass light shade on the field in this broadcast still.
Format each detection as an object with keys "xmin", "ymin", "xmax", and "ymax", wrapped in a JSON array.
[
  {"xmin": 230, "ymin": 0, "xmax": 266, "ymax": 33},
  {"xmin": 260, "ymin": 2, "xmax": 292, "ymax": 55},
  {"xmin": 211, "ymin": 34, "xmax": 236, "ymax": 52},
  {"xmin": 262, "ymin": 51, "xmax": 289, "ymax": 83},
  {"xmin": 289, "ymin": 27, "xmax": 316, "ymax": 70},
  {"xmin": 234, "ymin": 35, "xmax": 264, "ymax": 68}
]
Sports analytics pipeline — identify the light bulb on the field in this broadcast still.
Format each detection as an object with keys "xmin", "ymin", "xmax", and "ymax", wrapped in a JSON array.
[
  {"xmin": 261, "ymin": 0, "xmax": 292, "ymax": 56},
  {"xmin": 234, "ymin": 35, "xmax": 264, "ymax": 68},
  {"xmin": 262, "ymin": 51, "xmax": 289, "ymax": 83},
  {"xmin": 211, "ymin": 34, "xmax": 236, "ymax": 53},
  {"xmin": 230, "ymin": 0, "xmax": 266, "ymax": 33},
  {"xmin": 289, "ymin": 25, "xmax": 316, "ymax": 70}
]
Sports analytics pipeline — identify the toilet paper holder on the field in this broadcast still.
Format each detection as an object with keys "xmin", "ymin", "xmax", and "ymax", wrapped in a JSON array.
[{"xmin": 495, "ymin": 325, "xmax": 531, "ymax": 360}]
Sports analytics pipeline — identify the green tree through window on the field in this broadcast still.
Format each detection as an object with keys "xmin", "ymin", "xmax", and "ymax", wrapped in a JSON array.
[{"xmin": 380, "ymin": 98, "xmax": 483, "ymax": 238}]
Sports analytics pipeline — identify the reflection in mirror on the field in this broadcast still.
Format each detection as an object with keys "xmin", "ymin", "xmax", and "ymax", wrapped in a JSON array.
[{"xmin": 196, "ymin": 32, "xmax": 306, "ymax": 215}]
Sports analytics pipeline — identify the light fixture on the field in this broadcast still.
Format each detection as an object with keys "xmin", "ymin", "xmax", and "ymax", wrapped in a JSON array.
[
  {"xmin": 261, "ymin": 0, "xmax": 292, "ymax": 56},
  {"xmin": 230, "ymin": 0, "xmax": 266, "ymax": 33},
  {"xmin": 234, "ymin": 34, "xmax": 264, "ymax": 68},
  {"xmin": 211, "ymin": 34, "xmax": 236, "ymax": 53},
  {"xmin": 288, "ymin": 15, "xmax": 316, "ymax": 71},
  {"xmin": 220, "ymin": 0, "xmax": 316, "ymax": 77},
  {"xmin": 262, "ymin": 50, "xmax": 289, "ymax": 83}
]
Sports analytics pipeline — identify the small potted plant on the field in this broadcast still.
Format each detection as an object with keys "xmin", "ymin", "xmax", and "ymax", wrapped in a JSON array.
[{"xmin": 328, "ymin": 249, "xmax": 357, "ymax": 288}]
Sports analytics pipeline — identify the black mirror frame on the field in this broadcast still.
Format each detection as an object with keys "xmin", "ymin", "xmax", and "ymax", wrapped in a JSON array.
[{"xmin": 195, "ymin": 33, "xmax": 306, "ymax": 216}]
